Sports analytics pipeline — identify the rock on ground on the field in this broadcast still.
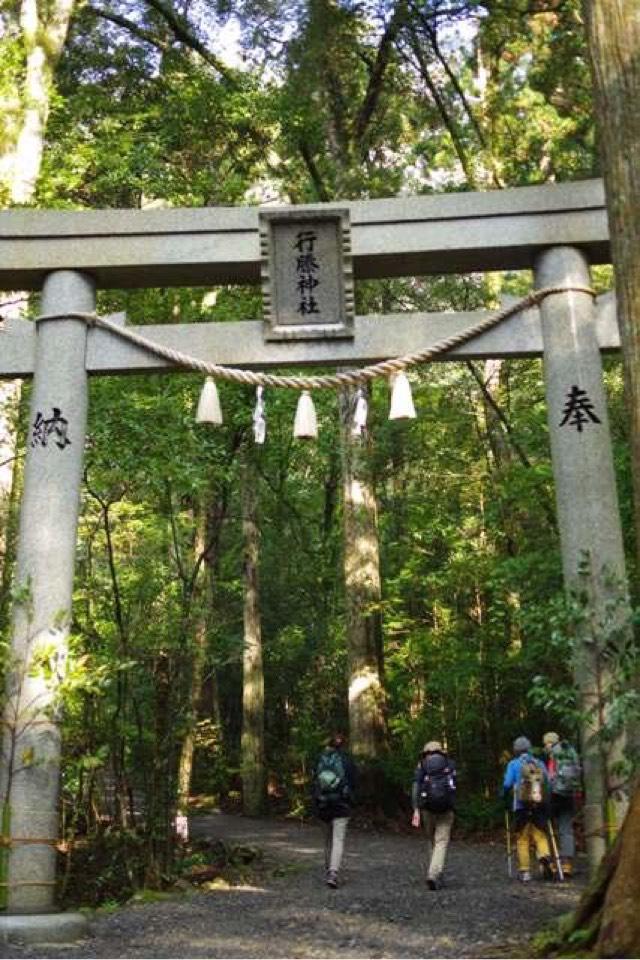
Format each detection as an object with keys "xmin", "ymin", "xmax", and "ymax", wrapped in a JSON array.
[{"xmin": 2, "ymin": 812, "xmax": 585, "ymax": 959}]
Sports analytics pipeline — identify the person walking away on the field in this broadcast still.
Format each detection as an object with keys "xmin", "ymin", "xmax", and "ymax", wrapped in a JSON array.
[
  {"xmin": 503, "ymin": 736, "xmax": 553, "ymax": 883},
  {"xmin": 411, "ymin": 741, "xmax": 456, "ymax": 890},
  {"xmin": 312, "ymin": 733, "xmax": 356, "ymax": 888},
  {"xmin": 543, "ymin": 731, "xmax": 582, "ymax": 879}
]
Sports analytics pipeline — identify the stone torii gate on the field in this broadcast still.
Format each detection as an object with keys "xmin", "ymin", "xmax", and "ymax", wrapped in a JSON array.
[{"xmin": 0, "ymin": 178, "xmax": 631, "ymax": 941}]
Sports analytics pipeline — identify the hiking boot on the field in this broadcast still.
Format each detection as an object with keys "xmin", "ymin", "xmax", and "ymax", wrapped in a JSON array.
[
  {"xmin": 427, "ymin": 875, "xmax": 443, "ymax": 890},
  {"xmin": 540, "ymin": 857, "xmax": 554, "ymax": 881},
  {"xmin": 518, "ymin": 870, "xmax": 532, "ymax": 883},
  {"xmin": 326, "ymin": 869, "xmax": 338, "ymax": 889}
]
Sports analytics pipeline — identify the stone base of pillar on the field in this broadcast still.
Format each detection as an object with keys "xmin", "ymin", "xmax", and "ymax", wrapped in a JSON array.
[{"xmin": 0, "ymin": 912, "xmax": 88, "ymax": 944}]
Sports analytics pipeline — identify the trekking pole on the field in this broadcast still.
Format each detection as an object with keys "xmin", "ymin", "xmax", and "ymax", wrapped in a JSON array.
[
  {"xmin": 505, "ymin": 811, "xmax": 512, "ymax": 878},
  {"xmin": 547, "ymin": 820, "xmax": 564, "ymax": 882}
]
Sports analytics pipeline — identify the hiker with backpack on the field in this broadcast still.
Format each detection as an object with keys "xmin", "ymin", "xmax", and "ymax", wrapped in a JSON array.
[
  {"xmin": 411, "ymin": 741, "xmax": 457, "ymax": 890},
  {"xmin": 542, "ymin": 731, "xmax": 582, "ymax": 879},
  {"xmin": 503, "ymin": 736, "xmax": 553, "ymax": 884},
  {"xmin": 312, "ymin": 732, "xmax": 357, "ymax": 889}
]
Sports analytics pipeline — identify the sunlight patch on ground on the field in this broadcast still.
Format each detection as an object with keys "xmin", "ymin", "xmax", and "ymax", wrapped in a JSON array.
[{"xmin": 206, "ymin": 883, "xmax": 268, "ymax": 894}]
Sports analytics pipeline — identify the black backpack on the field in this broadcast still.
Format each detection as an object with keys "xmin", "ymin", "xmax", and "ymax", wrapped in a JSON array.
[{"xmin": 417, "ymin": 752, "xmax": 456, "ymax": 813}]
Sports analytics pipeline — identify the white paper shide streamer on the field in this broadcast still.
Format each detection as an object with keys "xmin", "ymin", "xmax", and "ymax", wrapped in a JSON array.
[
  {"xmin": 388, "ymin": 371, "xmax": 416, "ymax": 420},
  {"xmin": 293, "ymin": 390, "xmax": 318, "ymax": 439},
  {"xmin": 352, "ymin": 387, "xmax": 368, "ymax": 437},
  {"xmin": 253, "ymin": 386, "xmax": 266, "ymax": 444},
  {"xmin": 196, "ymin": 376, "xmax": 223, "ymax": 424}
]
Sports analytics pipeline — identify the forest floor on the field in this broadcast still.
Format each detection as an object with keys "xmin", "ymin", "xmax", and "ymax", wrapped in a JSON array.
[{"xmin": 3, "ymin": 811, "xmax": 585, "ymax": 959}]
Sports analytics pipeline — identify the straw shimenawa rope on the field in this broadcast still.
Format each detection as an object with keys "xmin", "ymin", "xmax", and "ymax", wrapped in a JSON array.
[{"xmin": 36, "ymin": 285, "xmax": 595, "ymax": 390}]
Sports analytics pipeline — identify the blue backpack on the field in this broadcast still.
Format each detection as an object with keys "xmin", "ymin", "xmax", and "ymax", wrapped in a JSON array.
[{"xmin": 314, "ymin": 750, "xmax": 348, "ymax": 807}]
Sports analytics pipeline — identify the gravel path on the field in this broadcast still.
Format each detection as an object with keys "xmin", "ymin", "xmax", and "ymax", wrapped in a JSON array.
[{"xmin": 3, "ymin": 813, "xmax": 584, "ymax": 959}]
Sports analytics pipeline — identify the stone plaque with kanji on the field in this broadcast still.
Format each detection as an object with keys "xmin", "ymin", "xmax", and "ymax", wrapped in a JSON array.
[{"xmin": 260, "ymin": 209, "xmax": 354, "ymax": 341}]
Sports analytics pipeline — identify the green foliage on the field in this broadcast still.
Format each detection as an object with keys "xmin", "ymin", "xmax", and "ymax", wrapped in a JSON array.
[
  {"xmin": 60, "ymin": 829, "xmax": 148, "ymax": 907},
  {"xmin": 532, "ymin": 909, "xmax": 596, "ymax": 958},
  {"xmin": 454, "ymin": 793, "xmax": 505, "ymax": 835},
  {"xmin": 191, "ymin": 721, "xmax": 238, "ymax": 798}
]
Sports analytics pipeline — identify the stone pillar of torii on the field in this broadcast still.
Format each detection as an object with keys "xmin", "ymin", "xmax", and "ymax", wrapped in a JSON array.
[{"xmin": 0, "ymin": 179, "xmax": 631, "ymax": 941}]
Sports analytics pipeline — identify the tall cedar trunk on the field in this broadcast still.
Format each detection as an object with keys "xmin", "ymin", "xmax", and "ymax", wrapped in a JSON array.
[
  {"xmin": 176, "ymin": 501, "xmax": 208, "ymax": 819},
  {"xmin": 479, "ymin": 358, "xmax": 522, "ymax": 782},
  {"xmin": 552, "ymin": 0, "xmax": 640, "ymax": 949},
  {"xmin": 339, "ymin": 386, "xmax": 385, "ymax": 768},
  {"xmin": 241, "ymin": 446, "xmax": 265, "ymax": 816},
  {"xmin": 296, "ymin": 0, "xmax": 393, "ymax": 772},
  {"xmin": 176, "ymin": 484, "xmax": 230, "ymax": 821},
  {"xmin": 145, "ymin": 652, "xmax": 174, "ymax": 887},
  {"xmin": 176, "ymin": 661, "xmax": 203, "ymax": 820},
  {"xmin": 583, "ymin": 0, "xmax": 640, "ymax": 807},
  {"xmin": 596, "ymin": 783, "xmax": 640, "ymax": 956},
  {"xmin": 583, "ymin": 1, "xmax": 640, "ymax": 569},
  {"xmin": 558, "ymin": 783, "xmax": 640, "ymax": 956},
  {"xmin": 4, "ymin": 0, "xmax": 76, "ymax": 202},
  {"xmin": 0, "ymin": 0, "xmax": 77, "ymax": 612}
]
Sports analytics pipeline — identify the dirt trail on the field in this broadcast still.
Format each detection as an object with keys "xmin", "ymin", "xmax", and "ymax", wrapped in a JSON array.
[{"xmin": 3, "ymin": 812, "xmax": 584, "ymax": 959}]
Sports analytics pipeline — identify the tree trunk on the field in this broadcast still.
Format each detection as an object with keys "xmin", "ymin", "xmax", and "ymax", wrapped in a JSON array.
[
  {"xmin": 339, "ymin": 385, "xmax": 386, "ymax": 765},
  {"xmin": 175, "ymin": 479, "xmax": 231, "ymax": 826},
  {"xmin": 4, "ymin": 0, "xmax": 76, "ymax": 202},
  {"xmin": 0, "ymin": 0, "xmax": 78, "ymax": 614},
  {"xmin": 582, "ymin": 0, "xmax": 640, "ymax": 791},
  {"xmin": 554, "ymin": 783, "xmax": 640, "ymax": 956},
  {"xmin": 240, "ymin": 445, "xmax": 265, "ymax": 816},
  {"xmin": 176, "ymin": 502, "xmax": 209, "ymax": 822},
  {"xmin": 145, "ymin": 652, "xmax": 174, "ymax": 887},
  {"xmin": 549, "ymin": 2, "xmax": 640, "ymax": 946},
  {"xmin": 583, "ymin": 0, "xmax": 640, "ymax": 571},
  {"xmin": 596, "ymin": 783, "xmax": 640, "ymax": 956}
]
